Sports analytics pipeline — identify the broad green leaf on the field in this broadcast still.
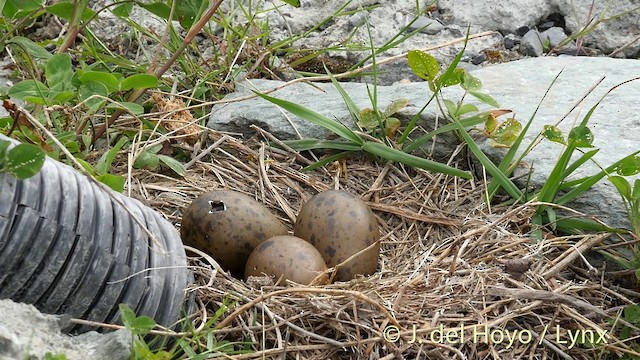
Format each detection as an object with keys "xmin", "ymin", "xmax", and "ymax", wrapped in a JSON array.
[
  {"xmin": 361, "ymin": 141, "xmax": 472, "ymax": 179},
  {"xmin": 120, "ymin": 74, "xmax": 158, "ymax": 91},
  {"xmin": 491, "ymin": 118, "xmax": 522, "ymax": 147},
  {"xmin": 97, "ymin": 137, "xmax": 128, "ymax": 175},
  {"xmin": 484, "ymin": 113, "xmax": 498, "ymax": 135},
  {"xmin": 281, "ymin": 0, "xmax": 300, "ymax": 6},
  {"xmin": 444, "ymin": 99, "xmax": 457, "ymax": 118},
  {"xmin": 357, "ymin": 108, "xmax": 379, "ymax": 130},
  {"xmin": 610, "ymin": 176, "xmax": 631, "ymax": 199},
  {"xmin": 385, "ymin": 117, "xmax": 401, "ymax": 137},
  {"xmin": 51, "ymin": 91, "xmax": 76, "ymax": 104},
  {"xmin": 146, "ymin": 143, "xmax": 163, "ymax": 154},
  {"xmin": 45, "ymin": 53, "xmax": 73, "ymax": 86},
  {"xmin": 8, "ymin": 36, "xmax": 52, "ymax": 60},
  {"xmin": 138, "ymin": 2, "xmax": 171, "ymax": 20},
  {"xmin": 118, "ymin": 303, "xmax": 156, "ymax": 335},
  {"xmin": 255, "ymin": 92, "xmax": 363, "ymax": 145},
  {"xmin": 384, "ymin": 98, "xmax": 409, "ymax": 117},
  {"xmin": 469, "ymin": 90, "xmax": 499, "ymax": 108},
  {"xmin": 282, "ymin": 139, "xmax": 361, "ymax": 152},
  {"xmin": 157, "ymin": 155, "xmax": 186, "ymax": 176},
  {"xmin": 134, "ymin": 150, "xmax": 159, "ymax": 169},
  {"xmin": 616, "ymin": 155, "xmax": 640, "ymax": 176},
  {"xmin": 457, "ymin": 103, "xmax": 478, "ymax": 116},
  {"xmin": 96, "ymin": 173, "xmax": 126, "ymax": 192},
  {"xmin": 568, "ymin": 126, "xmax": 594, "ymax": 147},
  {"xmin": 111, "ymin": 3, "xmax": 133, "ymax": 17},
  {"xmin": 79, "ymin": 71, "xmax": 119, "ymax": 93},
  {"xmin": 8, "ymin": 79, "xmax": 49, "ymax": 101},
  {"xmin": 436, "ymin": 68, "xmax": 465, "ymax": 87},
  {"xmin": 0, "ymin": 140, "xmax": 9, "ymax": 159},
  {"xmin": 78, "ymin": 81, "xmax": 108, "ymax": 112},
  {"xmin": 7, "ymin": 0, "xmax": 42, "ymax": 12},
  {"xmin": 176, "ymin": 0, "xmax": 207, "ymax": 29},
  {"xmin": 542, "ymin": 125, "xmax": 565, "ymax": 144},
  {"xmin": 46, "ymin": 2, "xmax": 95, "ymax": 20},
  {"xmin": 4, "ymin": 143, "xmax": 45, "ymax": 179},
  {"xmin": 106, "ymin": 102, "xmax": 144, "ymax": 115},
  {"xmin": 461, "ymin": 72, "xmax": 482, "ymax": 92},
  {"xmin": 407, "ymin": 50, "xmax": 439, "ymax": 81}
]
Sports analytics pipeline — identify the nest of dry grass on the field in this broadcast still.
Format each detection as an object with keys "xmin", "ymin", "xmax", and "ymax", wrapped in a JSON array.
[{"xmin": 127, "ymin": 121, "xmax": 640, "ymax": 359}]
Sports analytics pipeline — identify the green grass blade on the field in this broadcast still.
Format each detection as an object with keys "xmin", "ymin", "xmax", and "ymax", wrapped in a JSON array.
[
  {"xmin": 361, "ymin": 141, "xmax": 472, "ymax": 179},
  {"xmin": 487, "ymin": 71, "xmax": 563, "ymax": 201},
  {"xmin": 325, "ymin": 66, "xmax": 361, "ymax": 125},
  {"xmin": 301, "ymin": 151, "xmax": 352, "ymax": 172},
  {"xmin": 560, "ymin": 148, "xmax": 599, "ymax": 179},
  {"xmin": 282, "ymin": 139, "xmax": 362, "ymax": 151},
  {"xmin": 402, "ymin": 111, "xmax": 489, "ymax": 153},
  {"xmin": 449, "ymin": 117, "xmax": 522, "ymax": 199},
  {"xmin": 254, "ymin": 91, "xmax": 363, "ymax": 145},
  {"xmin": 556, "ymin": 150, "xmax": 640, "ymax": 205}
]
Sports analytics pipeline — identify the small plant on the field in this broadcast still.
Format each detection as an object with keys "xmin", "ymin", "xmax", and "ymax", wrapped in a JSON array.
[{"xmin": 0, "ymin": 139, "xmax": 45, "ymax": 179}]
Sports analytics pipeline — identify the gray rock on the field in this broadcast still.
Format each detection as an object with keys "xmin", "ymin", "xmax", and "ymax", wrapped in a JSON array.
[
  {"xmin": 542, "ymin": 26, "xmax": 569, "ymax": 48},
  {"xmin": 0, "ymin": 299, "xmax": 131, "ymax": 360},
  {"xmin": 521, "ymin": 29, "xmax": 545, "ymax": 56},
  {"xmin": 209, "ymin": 57, "xmax": 640, "ymax": 230},
  {"xmin": 408, "ymin": 18, "xmax": 444, "ymax": 35}
]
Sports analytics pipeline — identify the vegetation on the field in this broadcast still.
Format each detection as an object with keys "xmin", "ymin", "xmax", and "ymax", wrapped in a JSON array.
[{"xmin": 1, "ymin": 0, "xmax": 640, "ymax": 358}]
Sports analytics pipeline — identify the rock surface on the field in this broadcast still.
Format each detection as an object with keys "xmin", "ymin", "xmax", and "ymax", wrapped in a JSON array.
[
  {"xmin": 209, "ymin": 56, "xmax": 640, "ymax": 230},
  {"xmin": 0, "ymin": 299, "xmax": 131, "ymax": 360}
]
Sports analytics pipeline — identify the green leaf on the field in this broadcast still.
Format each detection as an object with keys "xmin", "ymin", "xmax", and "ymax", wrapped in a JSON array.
[
  {"xmin": 610, "ymin": 176, "xmax": 632, "ymax": 199},
  {"xmin": 97, "ymin": 137, "xmax": 128, "ymax": 175},
  {"xmin": 542, "ymin": 125, "xmax": 565, "ymax": 144},
  {"xmin": 46, "ymin": 2, "xmax": 95, "ymax": 20},
  {"xmin": 0, "ymin": 140, "xmax": 10, "ymax": 159},
  {"xmin": 632, "ymin": 179, "xmax": 640, "ymax": 200},
  {"xmin": 384, "ymin": 98, "xmax": 409, "ymax": 117},
  {"xmin": 120, "ymin": 74, "xmax": 158, "ymax": 91},
  {"xmin": 281, "ymin": 0, "xmax": 300, "ymax": 6},
  {"xmin": 436, "ymin": 67, "xmax": 465, "ymax": 87},
  {"xmin": 8, "ymin": 36, "xmax": 52, "ymax": 60},
  {"xmin": 457, "ymin": 103, "xmax": 478, "ymax": 116},
  {"xmin": 484, "ymin": 113, "xmax": 498, "ymax": 135},
  {"xmin": 568, "ymin": 126, "xmax": 594, "ymax": 147},
  {"xmin": 385, "ymin": 117, "xmax": 401, "ymax": 137},
  {"xmin": 8, "ymin": 79, "xmax": 49, "ymax": 101},
  {"xmin": 79, "ymin": 71, "xmax": 119, "ymax": 93},
  {"xmin": 111, "ymin": 3, "xmax": 133, "ymax": 17},
  {"xmin": 138, "ymin": 2, "xmax": 171, "ymax": 19},
  {"xmin": 357, "ymin": 108, "xmax": 379, "ymax": 130},
  {"xmin": 157, "ymin": 155, "xmax": 186, "ymax": 176},
  {"xmin": 361, "ymin": 141, "xmax": 472, "ymax": 179},
  {"xmin": 133, "ymin": 150, "xmax": 159, "ymax": 170},
  {"xmin": 118, "ymin": 303, "xmax": 156, "ymax": 335},
  {"xmin": 7, "ymin": 0, "xmax": 42, "ymax": 12},
  {"xmin": 469, "ymin": 90, "xmax": 499, "ymax": 108},
  {"xmin": 491, "ymin": 118, "xmax": 522, "ymax": 147},
  {"xmin": 407, "ymin": 50, "xmax": 440, "ymax": 81},
  {"xmin": 45, "ymin": 53, "xmax": 73, "ymax": 86},
  {"xmin": 78, "ymin": 81, "xmax": 108, "ymax": 112},
  {"xmin": 282, "ymin": 139, "xmax": 362, "ymax": 152},
  {"xmin": 461, "ymin": 72, "xmax": 482, "ymax": 92},
  {"xmin": 255, "ymin": 92, "xmax": 363, "ymax": 145},
  {"xmin": 176, "ymin": 0, "xmax": 207, "ymax": 29},
  {"xmin": 403, "ymin": 111, "xmax": 489, "ymax": 153},
  {"xmin": 616, "ymin": 155, "xmax": 640, "ymax": 176},
  {"xmin": 96, "ymin": 173, "xmax": 126, "ymax": 192},
  {"xmin": 3, "ymin": 143, "xmax": 45, "ymax": 179},
  {"xmin": 106, "ymin": 102, "xmax": 144, "ymax": 115}
]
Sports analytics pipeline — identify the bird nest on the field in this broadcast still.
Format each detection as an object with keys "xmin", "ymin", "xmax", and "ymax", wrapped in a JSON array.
[{"xmin": 129, "ymin": 127, "xmax": 640, "ymax": 359}]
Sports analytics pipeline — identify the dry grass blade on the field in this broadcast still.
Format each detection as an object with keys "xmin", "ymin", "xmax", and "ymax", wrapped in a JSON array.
[{"xmin": 122, "ymin": 126, "xmax": 640, "ymax": 359}]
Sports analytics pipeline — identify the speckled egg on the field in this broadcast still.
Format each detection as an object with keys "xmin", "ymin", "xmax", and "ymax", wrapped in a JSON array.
[
  {"xmin": 180, "ymin": 190, "xmax": 288, "ymax": 276},
  {"xmin": 245, "ymin": 235, "xmax": 329, "ymax": 285},
  {"xmin": 293, "ymin": 190, "xmax": 379, "ymax": 281}
]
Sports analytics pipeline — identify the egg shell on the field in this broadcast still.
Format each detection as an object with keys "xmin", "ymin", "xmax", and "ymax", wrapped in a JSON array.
[
  {"xmin": 245, "ymin": 235, "xmax": 329, "ymax": 285},
  {"xmin": 293, "ymin": 190, "xmax": 379, "ymax": 281},
  {"xmin": 180, "ymin": 190, "xmax": 288, "ymax": 276}
]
